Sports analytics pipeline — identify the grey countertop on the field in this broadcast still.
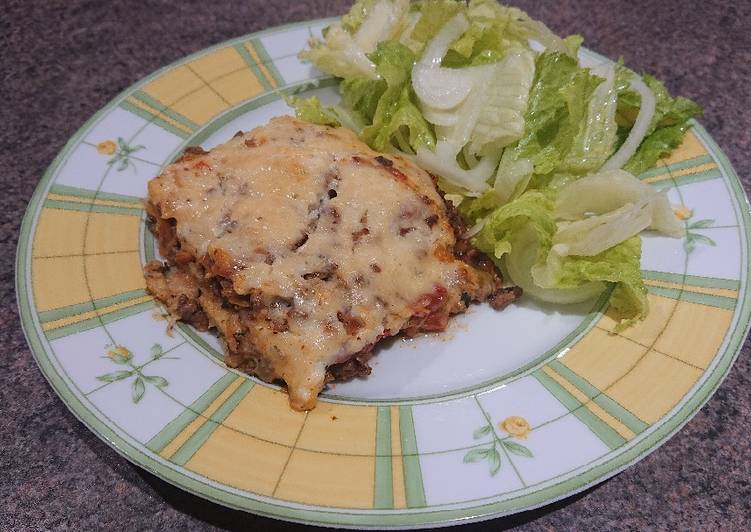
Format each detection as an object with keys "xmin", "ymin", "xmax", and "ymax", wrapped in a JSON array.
[{"xmin": 2, "ymin": 0, "xmax": 749, "ymax": 530}]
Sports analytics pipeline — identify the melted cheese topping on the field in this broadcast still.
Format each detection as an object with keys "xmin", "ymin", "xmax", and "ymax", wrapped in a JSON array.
[{"xmin": 149, "ymin": 117, "xmax": 474, "ymax": 409}]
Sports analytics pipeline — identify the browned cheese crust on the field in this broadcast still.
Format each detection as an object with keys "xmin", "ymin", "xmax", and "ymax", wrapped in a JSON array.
[{"xmin": 143, "ymin": 116, "xmax": 518, "ymax": 410}]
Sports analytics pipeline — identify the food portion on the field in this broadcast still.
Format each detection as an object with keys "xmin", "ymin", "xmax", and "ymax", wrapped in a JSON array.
[
  {"xmin": 144, "ymin": 116, "xmax": 515, "ymax": 410},
  {"xmin": 294, "ymin": 0, "xmax": 702, "ymax": 329}
]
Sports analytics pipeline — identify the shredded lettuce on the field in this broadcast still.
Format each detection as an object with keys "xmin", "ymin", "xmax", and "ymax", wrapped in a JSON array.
[
  {"xmin": 287, "ymin": 96, "xmax": 342, "ymax": 127},
  {"xmin": 618, "ymin": 74, "xmax": 702, "ymax": 175},
  {"xmin": 471, "ymin": 189, "xmax": 649, "ymax": 325},
  {"xmin": 360, "ymin": 41, "xmax": 435, "ymax": 152},
  {"xmin": 443, "ymin": 0, "xmax": 579, "ymax": 67},
  {"xmin": 412, "ymin": 14, "xmax": 536, "ymax": 191},
  {"xmin": 539, "ymin": 236, "xmax": 648, "ymax": 326},
  {"xmin": 494, "ymin": 153, "xmax": 533, "ymax": 203},
  {"xmin": 409, "ymin": 0, "xmax": 465, "ymax": 47},
  {"xmin": 287, "ymin": 96, "xmax": 365, "ymax": 133},
  {"xmin": 496, "ymin": 52, "xmax": 618, "ymax": 188},
  {"xmin": 294, "ymin": 0, "xmax": 701, "ymax": 325},
  {"xmin": 554, "ymin": 169, "xmax": 684, "ymax": 237},
  {"xmin": 341, "ymin": 0, "xmax": 381, "ymax": 33},
  {"xmin": 300, "ymin": 25, "xmax": 379, "ymax": 79},
  {"xmin": 299, "ymin": 0, "xmax": 411, "ymax": 79}
]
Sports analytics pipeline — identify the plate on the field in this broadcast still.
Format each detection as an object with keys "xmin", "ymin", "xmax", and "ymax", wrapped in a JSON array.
[{"xmin": 16, "ymin": 18, "xmax": 750, "ymax": 528}]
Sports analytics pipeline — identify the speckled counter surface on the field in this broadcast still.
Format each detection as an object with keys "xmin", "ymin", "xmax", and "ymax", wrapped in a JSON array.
[{"xmin": 2, "ymin": 1, "xmax": 749, "ymax": 530}]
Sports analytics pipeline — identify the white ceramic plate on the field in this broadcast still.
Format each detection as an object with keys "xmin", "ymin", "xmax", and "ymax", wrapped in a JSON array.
[{"xmin": 17, "ymin": 18, "xmax": 750, "ymax": 528}]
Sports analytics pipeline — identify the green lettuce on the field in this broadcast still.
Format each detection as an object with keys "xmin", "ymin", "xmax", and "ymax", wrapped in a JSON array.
[
  {"xmin": 287, "ymin": 96, "xmax": 341, "ymax": 127},
  {"xmin": 623, "ymin": 122, "xmax": 694, "ymax": 176},
  {"xmin": 406, "ymin": 0, "xmax": 580, "ymax": 67},
  {"xmin": 409, "ymin": 0, "xmax": 465, "ymax": 46},
  {"xmin": 501, "ymin": 52, "xmax": 617, "ymax": 185},
  {"xmin": 445, "ymin": 0, "xmax": 580, "ymax": 67},
  {"xmin": 555, "ymin": 65, "xmax": 618, "ymax": 175},
  {"xmin": 294, "ymin": 41, "xmax": 434, "ymax": 152},
  {"xmin": 480, "ymin": 51, "xmax": 624, "ymax": 203},
  {"xmin": 299, "ymin": 25, "xmax": 378, "ymax": 79},
  {"xmin": 444, "ymin": 2, "xmax": 530, "ymax": 66},
  {"xmin": 472, "ymin": 191, "xmax": 556, "ymax": 262},
  {"xmin": 471, "ymin": 190, "xmax": 647, "ymax": 325},
  {"xmin": 341, "ymin": 0, "xmax": 380, "ymax": 33},
  {"xmin": 544, "ymin": 236, "xmax": 647, "ymax": 326},
  {"xmin": 341, "ymin": 76, "xmax": 386, "ymax": 123},
  {"xmin": 459, "ymin": 188, "xmax": 510, "ymax": 225},
  {"xmin": 617, "ymin": 74, "xmax": 702, "ymax": 175},
  {"xmin": 360, "ymin": 41, "xmax": 435, "ymax": 152},
  {"xmin": 299, "ymin": 0, "xmax": 411, "ymax": 79},
  {"xmin": 287, "ymin": 95, "xmax": 366, "ymax": 133}
]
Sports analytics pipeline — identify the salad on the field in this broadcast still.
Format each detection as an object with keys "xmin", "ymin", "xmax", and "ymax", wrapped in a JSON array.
[{"xmin": 291, "ymin": 0, "xmax": 702, "ymax": 328}]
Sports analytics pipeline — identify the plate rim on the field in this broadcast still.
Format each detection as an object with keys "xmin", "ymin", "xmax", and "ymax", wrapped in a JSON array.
[{"xmin": 15, "ymin": 17, "xmax": 751, "ymax": 529}]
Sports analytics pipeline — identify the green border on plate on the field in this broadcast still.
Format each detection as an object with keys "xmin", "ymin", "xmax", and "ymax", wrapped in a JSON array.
[{"xmin": 15, "ymin": 18, "xmax": 751, "ymax": 528}]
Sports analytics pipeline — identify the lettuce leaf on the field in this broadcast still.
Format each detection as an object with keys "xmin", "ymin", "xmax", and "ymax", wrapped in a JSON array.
[
  {"xmin": 542, "ymin": 236, "xmax": 647, "ymax": 325},
  {"xmin": 299, "ymin": 24, "xmax": 379, "ymax": 79},
  {"xmin": 493, "ymin": 153, "xmax": 533, "ymax": 203},
  {"xmin": 341, "ymin": 76, "xmax": 386, "ymax": 123},
  {"xmin": 412, "ymin": 15, "xmax": 535, "ymax": 193},
  {"xmin": 360, "ymin": 41, "xmax": 435, "ymax": 152},
  {"xmin": 502, "ymin": 52, "xmax": 578, "ymax": 176},
  {"xmin": 409, "ymin": 0, "xmax": 465, "ymax": 46},
  {"xmin": 536, "ymin": 56, "xmax": 616, "ymax": 176},
  {"xmin": 481, "ymin": 51, "xmax": 622, "ymax": 203},
  {"xmin": 466, "ymin": 51, "xmax": 537, "ymax": 154},
  {"xmin": 619, "ymin": 74, "xmax": 701, "ymax": 132},
  {"xmin": 341, "ymin": 0, "xmax": 380, "ymax": 33},
  {"xmin": 617, "ymin": 74, "xmax": 702, "ymax": 175},
  {"xmin": 300, "ymin": 0, "xmax": 410, "ymax": 79},
  {"xmin": 496, "ymin": 51, "xmax": 617, "ymax": 188},
  {"xmin": 293, "ymin": 40, "xmax": 433, "ymax": 152},
  {"xmin": 623, "ymin": 122, "xmax": 694, "ymax": 176},
  {"xmin": 415, "ymin": 49, "xmax": 535, "ymax": 154},
  {"xmin": 287, "ymin": 96, "xmax": 341, "ymax": 127},
  {"xmin": 351, "ymin": 0, "xmax": 411, "ymax": 52},
  {"xmin": 407, "ymin": 0, "xmax": 579, "ymax": 67},
  {"xmin": 555, "ymin": 64, "xmax": 618, "ymax": 175},
  {"xmin": 459, "ymin": 189, "xmax": 506, "ymax": 225},
  {"xmin": 443, "ymin": 2, "xmax": 530, "ymax": 66},
  {"xmin": 444, "ymin": 0, "xmax": 580, "ymax": 67},
  {"xmin": 471, "ymin": 190, "xmax": 648, "ymax": 325},
  {"xmin": 554, "ymin": 169, "xmax": 684, "ymax": 237},
  {"xmin": 472, "ymin": 191, "xmax": 556, "ymax": 262}
]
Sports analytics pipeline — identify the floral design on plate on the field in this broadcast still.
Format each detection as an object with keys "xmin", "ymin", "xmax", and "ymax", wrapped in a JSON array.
[
  {"xmin": 499, "ymin": 416, "xmax": 532, "ymax": 439},
  {"xmin": 97, "ymin": 137, "xmax": 145, "ymax": 172},
  {"xmin": 96, "ymin": 344, "xmax": 176, "ymax": 403},
  {"xmin": 464, "ymin": 400, "xmax": 533, "ymax": 476},
  {"xmin": 674, "ymin": 206, "xmax": 717, "ymax": 254},
  {"xmin": 686, "ymin": 220, "xmax": 718, "ymax": 254}
]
